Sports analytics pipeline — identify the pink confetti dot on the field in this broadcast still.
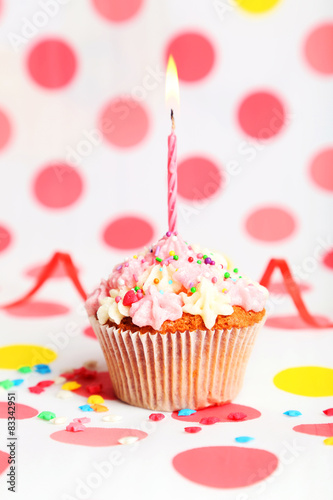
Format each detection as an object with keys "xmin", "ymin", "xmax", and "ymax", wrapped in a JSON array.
[
  {"xmin": 309, "ymin": 148, "xmax": 333, "ymax": 192},
  {"xmin": 33, "ymin": 164, "xmax": 83, "ymax": 209},
  {"xmin": 0, "ymin": 450, "xmax": 10, "ymax": 476},
  {"xmin": 0, "ymin": 402, "xmax": 38, "ymax": 420},
  {"xmin": 5, "ymin": 300, "xmax": 69, "ymax": 318},
  {"xmin": 83, "ymin": 326, "xmax": 97, "ymax": 340},
  {"xmin": 100, "ymin": 98, "xmax": 149, "ymax": 148},
  {"xmin": 0, "ymin": 109, "xmax": 11, "ymax": 151},
  {"xmin": 92, "ymin": 0, "xmax": 143, "ymax": 22},
  {"xmin": 50, "ymin": 427, "xmax": 147, "ymax": 446},
  {"xmin": 323, "ymin": 250, "xmax": 333, "ymax": 270},
  {"xmin": 0, "ymin": 225, "xmax": 12, "ymax": 253},
  {"xmin": 25, "ymin": 261, "xmax": 80, "ymax": 279},
  {"xmin": 238, "ymin": 91, "xmax": 286, "ymax": 139},
  {"xmin": 172, "ymin": 446, "xmax": 278, "ymax": 488},
  {"xmin": 177, "ymin": 156, "xmax": 223, "ymax": 201},
  {"xmin": 27, "ymin": 39, "xmax": 77, "ymax": 89},
  {"xmin": 268, "ymin": 281, "xmax": 311, "ymax": 295},
  {"xmin": 103, "ymin": 215, "xmax": 154, "ymax": 250},
  {"xmin": 172, "ymin": 403, "xmax": 261, "ymax": 423},
  {"xmin": 304, "ymin": 23, "xmax": 333, "ymax": 75},
  {"xmin": 266, "ymin": 315, "xmax": 330, "ymax": 329},
  {"xmin": 245, "ymin": 206, "xmax": 296, "ymax": 242},
  {"xmin": 165, "ymin": 32, "xmax": 215, "ymax": 82},
  {"xmin": 293, "ymin": 423, "xmax": 333, "ymax": 437}
]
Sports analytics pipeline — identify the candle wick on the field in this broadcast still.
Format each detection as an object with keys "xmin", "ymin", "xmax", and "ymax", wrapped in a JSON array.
[{"xmin": 171, "ymin": 109, "xmax": 175, "ymax": 131}]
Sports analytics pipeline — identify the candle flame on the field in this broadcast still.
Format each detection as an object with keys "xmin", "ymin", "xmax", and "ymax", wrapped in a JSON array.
[{"xmin": 165, "ymin": 55, "xmax": 179, "ymax": 109}]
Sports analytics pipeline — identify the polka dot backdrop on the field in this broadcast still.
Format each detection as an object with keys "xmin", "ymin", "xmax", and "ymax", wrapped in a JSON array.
[{"xmin": 0, "ymin": 1, "xmax": 332, "ymax": 499}]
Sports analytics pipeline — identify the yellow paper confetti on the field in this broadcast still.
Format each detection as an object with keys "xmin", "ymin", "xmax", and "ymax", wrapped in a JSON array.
[
  {"xmin": 323, "ymin": 437, "xmax": 333, "ymax": 446},
  {"xmin": 61, "ymin": 381, "xmax": 81, "ymax": 391},
  {"xmin": 91, "ymin": 404, "xmax": 109, "ymax": 412},
  {"xmin": 87, "ymin": 395, "xmax": 104, "ymax": 405}
]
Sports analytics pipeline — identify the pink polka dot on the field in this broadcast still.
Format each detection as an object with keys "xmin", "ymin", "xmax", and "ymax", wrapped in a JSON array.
[
  {"xmin": 172, "ymin": 403, "xmax": 260, "ymax": 423},
  {"xmin": 245, "ymin": 206, "xmax": 296, "ymax": 242},
  {"xmin": 25, "ymin": 261, "xmax": 80, "ymax": 279},
  {"xmin": 238, "ymin": 91, "xmax": 286, "ymax": 139},
  {"xmin": 323, "ymin": 249, "xmax": 333, "ymax": 270},
  {"xmin": 0, "ymin": 450, "xmax": 10, "ymax": 476},
  {"xmin": 83, "ymin": 326, "xmax": 97, "ymax": 340},
  {"xmin": 27, "ymin": 38, "xmax": 77, "ymax": 89},
  {"xmin": 69, "ymin": 371, "xmax": 116, "ymax": 400},
  {"xmin": 92, "ymin": 0, "xmax": 143, "ymax": 22},
  {"xmin": 5, "ymin": 300, "xmax": 69, "ymax": 318},
  {"xmin": 103, "ymin": 215, "xmax": 154, "ymax": 250},
  {"xmin": 165, "ymin": 32, "xmax": 215, "ymax": 82},
  {"xmin": 100, "ymin": 98, "xmax": 149, "ymax": 148},
  {"xmin": 293, "ymin": 423, "xmax": 333, "ymax": 437},
  {"xmin": 0, "ymin": 109, "xmax": 11, "ymax": 151},
  {"xmin": 266, "ymin": 315, "xmax": 330, "ymax": 329},
  {"xmin": 268, "ymin": 281, "xmax": 311, "ymax": 295},
  {"xmin": 304, "ymin": 24, "xmax": 333, "ymax": 75},
  {"xmin": 33, "ymin": 164, "xmax": 83, "ymax": 209},
  {"xmin": 0, "ymin": 402, "xmax": 38, "ymax": 420},
  {"xmin": 177, "ymin": 157, "xmax": 223, "ymax": 201},
  {"xmin": 0, "ymin": 225, "xmax": 12, "ymax": 253},
  {"xmin": 51, "ymin": 427, "xmax": 147, "ymax": 446},
  {"xmin": 173, "ymin": 446, "xmax": 278, "ymax": 488},
  {"xmin": 309, "ymin": 148, "xmax": 333, "ymax": 192}
]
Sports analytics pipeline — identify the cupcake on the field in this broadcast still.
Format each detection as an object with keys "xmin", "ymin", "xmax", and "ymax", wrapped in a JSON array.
[{"xmin": 85, "ymin": 232, "xmax": 268, "ymax": 411}]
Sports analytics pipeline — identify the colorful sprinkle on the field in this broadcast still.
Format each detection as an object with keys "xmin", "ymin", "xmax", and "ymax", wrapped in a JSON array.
[
  {"xmin": 116, "ymin": 265, "xmax": 122, "ymax": 271},
  {"xmin": 17, "ymin": 366, "xmax": 32, "ymax": 374},
  {"xmin": 190, "ymin": 287, "xmax": 196, "ymax": 293},
  {"xmin": 38, "ymin": 411, "xmax": 56, "ymax": 421},
  {"xmin": 197, "ymin": 260, "xmax": 202, "ymax": 264},
  {"xmin": 323, "ymin": 437, "xmax": 333, "ymax": 446},
  {"xmin": 62, "ymin": 381, "xmax": 81, "ymax": 391},
  {"xmin": 178, "ymin": 409, "xmax": 197, "ymax": 416},
  {"xmin": 118, "ymin": 278, "xmax": 125, "ymax": 285},
  {"xmin": 323, "ymin": 408, "xmax": 333, "ymax": 416},
  {"xmin": 200, "ymin": 417, "xmax": 220, "ymax": 425},
  {"xmin": 197, "ymin": 253, "xmax": 203, "ymax": 259},
  {"xmin": 283, "ymin": 410, "xmax": 302, "ymax": 417},
  {"xmin": 203, "ymin": 254, "xmax": 208, "ymax": 259},
  {"xmin": 233, "ymin": 268, "xmax": 239, "ymax": 273},
  {"xmin": 156, "ymin": 257, "xmax": 162, "ymax": 262},
  {"xmin": 155, "ymin": 246, "xmax": 160, "ymax": 256},
  {"xmin": 204, "ymin": 257, "xmax": 212, "ymax": 264},
  {"xmin": 37, "ymin": 380, "xmax": 54, "ymax": 388},
  {"xmin": 169, "ymin": 250, "xmax": 175, "ymax": 256},
  {"xmin": 86, "ymin": 383, "xmax": 102, "ymax": 394},
  {"xmin": 224, "ymin": 272, "xmax": 230, "ymax": 279},
  {"xmin": 133, "ymin": 255, "xmax": 138, "ymax": 259},
  {"xmin": 212, "ymin": 277, "xmax": 217, "ymax": 284},
  {"xmin": 166, "ymin": 231, "xmax": 171, "ymax": 237},
  {"xmin": 210, "ymin": 260, "xmax": 215, "ymax": 265},
  {"xmin": 91, "ymin": 404, "xmax": 109, "ymax": 412},
  {"xmin": 134, "ymin": 286, "xmax": 140, "ymax": 291},
  {"xmin": 227, "ymin": 412, "xmax": 247, "ymax": 421},
  {"xmin": 87, "ymin": 395, "xmax": 104, "ymax": 404},
  {"xmin": 173, "ymin": 255, "xmax": 179, "ymax": 260},
  {"xmin": 188, "ymin": 257, "xmax": 193, "ymax": 263},
  {"xmin": 66, "ymin": 422, "xmax": 86, "ymax": 432},
  {"xmin": 123, "ymin": 290, "xmax": 139, "ymax": 306},
  {"xmin": 79, "ymin": 405, "xmax": 94, "ymax": 412},
  {"xmin": 29, "ymin": 386, "xmax": 44, "ymax": 394},
  {"xmin": 222, "ymin": 288, "xmax": 227, "ymax": 293},
  {"xmin": 115, "ymin": 296, "xmax": 121, "ymax": 303},
  {"xmin": 184, "ymin": 427, "xmax": 202, "ymax": 433},
  {"xmin": 34, "ymin": 364, "xmax": 51, "ymax": 374},
  {"xmin": 154, "ymin": 278, "xmax": 159, "ymax": 284},
  {"xmin": 235, "ymin": 436, "xmax": 254, "ymax": 443},
  {"xmin": 159, "ymin": 290, "xmax": 164, "ymax": 294},
  {"xmin": 0, "ymin": 380, "xmax": 14, "ymax": 390},
  {"xmin": 12, "ymin": 379, "xmax": 24, "ymax": 386},
  {"xmin": 168, "ymin": 280, "xmax": 173, "ymax": 284},
  {"xmin": 149, "ymin": 413, "xmax": 165, "ymax": 421}
]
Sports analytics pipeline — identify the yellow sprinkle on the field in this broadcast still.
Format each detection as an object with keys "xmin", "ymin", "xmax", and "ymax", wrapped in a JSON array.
[
  {"xmin": 91, "ymin": 404, "xmax": 109, "ymax": 412},
  {"xmin": 87, "ymin": 395, "xmax": 104, "ymax": 405},
  {"xmin": 169, "ymin": 250, "xmax": 175, "ymax": 256},
  {"xmin": 222, "ymin": 288, "xmax": 227, "ymax": 293},
  {"xmin": 133, "ymin": 255, "xmax": 137, "ymax": 259},
  {"xmin": 61, "ymin": 381, "xmax": 81, "ymax": 391},
  {"xmin": 323, "ymin": 437, "xmax": 333, "ymax": 446}
]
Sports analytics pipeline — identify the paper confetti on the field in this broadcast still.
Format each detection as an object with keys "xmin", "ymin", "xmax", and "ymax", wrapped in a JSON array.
[
  {"xmin": 87, "ymin": 394, "xmax": 104, "ymax": 404},
  {"xmin": 178, "ymin": 409, "xmax": 196, "ymax": 416},
  {"xmin": 79, "ymin": 405, "xmax": 94, "ymax": 412},
  {"xmin": 323, "ymin": 408, "xmax": 333, "ymax": 416},
  {"xmin": 38, "ymin": 411, "xmax": 56, "ymax": 421},
  {"xmin": 66, "ymin": 422, "xmax": 86, "ymax": 432},
  {"xmin": 62, "ymin": 381, "xmax": 81, "ymax": 391},
  {"xmin": 34, "ymin": 364, "xmax": 51, "ymax": 374},
  {"xmin": 149, "ymin": 413, "xmax": 165, "ymax": 421},
  {"xmin": 283, "ymin": 410, "xmax": 302, "ymax": 417},
  {"xmin": 184, "ymin": 427, "xmax": 202, "ymax": 433},
  {"xmin": 235, "ymin": 436, "xmax": 254, "ymax": 443}
]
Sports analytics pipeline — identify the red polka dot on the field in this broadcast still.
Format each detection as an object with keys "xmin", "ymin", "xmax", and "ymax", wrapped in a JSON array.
[
  {"xmin": 177, "ymin": 157, "xmax": 223, "ymax": 201},
  {"xmin": 92, "ymin": 0, "xmax": 143, "ymax": 22},
  {"xmin": 266, "ymin": 315, "xmax": 330, "ymax": 329},
  {"xmin": 103, "ymin": 216, "xmax": 154, "ymax": 250},
  {"xmin": 172, "ymin": 403, "xmax": 261, "ymax": 423},
  {"xmin": 293, "ymin": 423, "xmax": 333, "ymax": 437},
  {"xmin": 5, "ymin": 300, "xmax": 69, "ymax": 318},
  {"xmin": 0, "ymin": 109, "xmax": 11, "ymax": 151},
  {"xmin": 165, "ymin": 32, "xmax": 215, "ymax": 82},
  {"xmin": 304, "ymin": 24, "xmax": 333, "ymax": 75},
  {"xmin": 268, "ymin": 281, "xmax": 311, "ymax": 295},
  {"xmin": 0, "ymin": 450, "xmax": 10, "ymax": 476},
  {"xmin": 0, "ymin": 402, "xmax": 38, "ymax": 420},
  {"xmin": 27, "ymin": 39, "xmax": 77, "ymax": 89},
  {"xmin": 83, "ymin": 326, "xmax": 97, "ymax": 340},
  {"xmin": 238, "ymin": 91, "xmax": 286, "ymax": 139},
  {"xmin": 66, "ymin": 371, "xmax": 116, "ymax": 400},
  {"xmin": 50, "ymin": 427, "xmax": 147, "ymax": 446},
  {"xmin": 25, "ymin": 261, "xmax": 80, "ymax": 279},
  {"xmin": 100, "ymin": 98, "xmax": 149, "ymax": 148},
  {"xmin": 245, "ymin": 206, "xmax": 296, "ymax": 242},
  {"xmin": 323, "ymin": 249, "xmax": 333, "ymax": 270},
  {"xmin": 33, "ymin": 164, "xmax": 83, "ymax": 209},
  {"xmin": 309, "ymin": 149, "xmax": 333, "ymax": 192},
  {"xmin": 0, "ymin": 225, "xmax": 12, "ymax": 253},
  {"xmin": 173, "ymin": 446, "xmax": 278, "ymax": 488}
]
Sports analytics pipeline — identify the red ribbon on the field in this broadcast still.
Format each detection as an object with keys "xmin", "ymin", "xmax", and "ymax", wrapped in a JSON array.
[
  {"xmin": 2, "ymin": 253, "xmax": 332, "ymax": 329},
  {"xmin": 260, "ymin": 258, "xmax": 333, "ymax": 328}
]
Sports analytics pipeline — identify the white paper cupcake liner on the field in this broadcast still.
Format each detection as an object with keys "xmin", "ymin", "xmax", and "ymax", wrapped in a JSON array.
[{"xmin": 89, "ymin": 315, "xmax": 266, "ymax": 411}]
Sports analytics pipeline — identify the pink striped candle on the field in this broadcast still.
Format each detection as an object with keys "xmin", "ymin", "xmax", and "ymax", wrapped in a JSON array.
[{"xmin": 168, "ymin": 109, "xmax": 177, "ymax": 233}]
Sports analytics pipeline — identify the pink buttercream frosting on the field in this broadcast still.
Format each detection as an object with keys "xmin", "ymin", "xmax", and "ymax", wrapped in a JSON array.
[{"xmin": 85, "ymin": 232, "xmax": 269, "ymax": 330}]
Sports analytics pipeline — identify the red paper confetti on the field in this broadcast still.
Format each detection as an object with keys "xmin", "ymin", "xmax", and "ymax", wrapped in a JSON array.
[
  {"xmin": 184, "ymin": 427, "xmax": 202, "ymax": 434},
  {"xmin": 86, "ymin": 384, "xmax": 102, "ymax": 394},
  {"xmin": 200, "ymin": 417, "xmax": 221, "ymax": 425},
  {"xmin": 227, "ymin": 412, "xmax": 247, "ymax": 421},
  {"xmin": 37, "ymin": 380, "xmax": 54, "ymax": 388},
  {"xmin": 149, "ymin": 413, "xmax": 165, "ymax": 421},
  {"xmin": 323, "ymin": 408, "xmax": 333, "ymax": 416},
  {"xmin": 28, "ymin": 386, "xmax": 44, "ymax": 394}
]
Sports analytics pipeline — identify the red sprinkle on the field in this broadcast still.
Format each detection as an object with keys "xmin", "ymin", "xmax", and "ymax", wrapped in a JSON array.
[
  {"xmin": 36, "ymin": 380, "xmax": 54, "ymax": 388},
  {"xmin": 149, "ymin": 413, "xmax": 165, "ymax": 421},
  {"xmin": 323, "ymin": 408, "xmax": 333, "ymax": 416},
  {"xmin": 28, "ymin": 386, "xmax": 44, "ymax": 394},
  {"xmin": 227, "ymin": 412, "xmax": 247, "ymax": 421},
  {"xmin": 188, "ymin": 257, "xmax": 193, "ymax": 263},
  {"xmin": 86, "ymin": 383, "xmax": 102, "ymax": 394},
  {"xmin": 185, "ymin": 426, "xmax": 202, "ymax": 433},
  {"xmin": 123, "ymin": 290, "xmax": 138, "ymax": 306},
  {"xmin": 200, "ymin": 417, "xmax": 221, "ymax": 425}
]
